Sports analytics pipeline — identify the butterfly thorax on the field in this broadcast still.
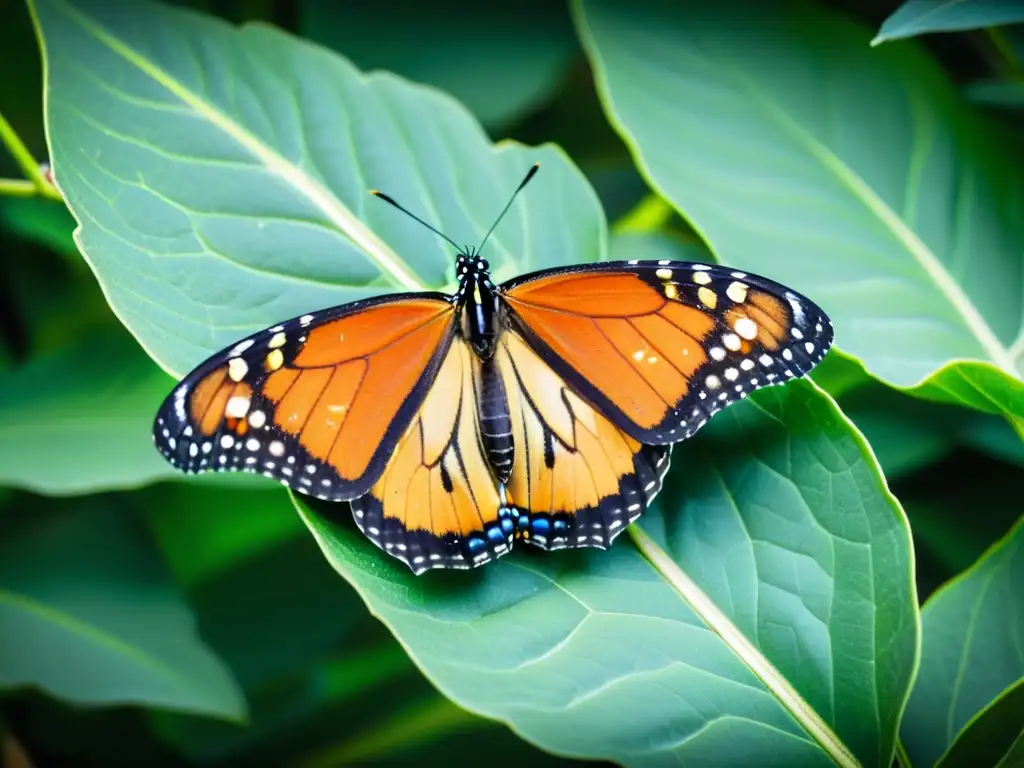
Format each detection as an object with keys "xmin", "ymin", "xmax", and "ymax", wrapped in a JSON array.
[{"xmin": 455, "ymin": 251, "xmax": 503, "ymax": 360}]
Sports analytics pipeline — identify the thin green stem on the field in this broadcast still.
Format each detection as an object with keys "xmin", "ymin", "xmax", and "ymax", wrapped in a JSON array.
[
  {"xmin": 296, "ymin": 695, "xmax": 486, "ymax": 768},
  {"xmin": 0, "ymin": 178, "xmax": 39, "ymax": 197},
  {"xmin": 894, "ymin": 739, "xmax": 912, "ymax": 768},
  {"xmin": 985, "ymin": 28, "xmax": 1024, "ymax": 82},
  {"xmin": 0, "ymin": 111, "xmax": 61, "ymax": 200}
]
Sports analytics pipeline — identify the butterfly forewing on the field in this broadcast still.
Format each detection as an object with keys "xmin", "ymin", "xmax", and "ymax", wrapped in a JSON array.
[
  {"xmin": 153, "ymin": 293, "xmax": 456, "ymax": 500},
  {"xmin": 500, "ymin": 260, "xmax": 833, "ymax": 445}
]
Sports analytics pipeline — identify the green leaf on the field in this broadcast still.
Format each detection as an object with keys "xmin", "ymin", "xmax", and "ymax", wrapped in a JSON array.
[
  {"xmin": 142, "ymin": 483, "xmax": 304, "ymax": 589},
  {"xmin": 298, "ymin": 0, "xmax": 576, "ymax": 127},
  {"xmin": 844, "ymin": 408, "xmax": 952, "ymax": 480},
  {"xmin": 607, "ymin": 230, "xmax": 711, "ymax": 264},
  {"xmin": 296, "ymin": 380, "xmax": 918, "ymax": 768},
  {"xmin": 149, "ymin": 515, "xmax": 417, "ymax": 764},
  {"xmin": 0, "ymin": 329, "xmax": 177, "ymax": 494},
  {"xmin": 154, "ymin": 646, "xmax": 422, "ymax": 764},
  {"xmin": 575, "ymin": 0, "xmax": 1024, "ymax": 425},
  {"xmin": 31, "ymin": 0, "xmax": 603, "ymax": 379},
  {"xmin": 835, "ymin": 384, "xmax": 1024, "ymax": 481},
  {"xmin": 0, "ymin": 328, "xmax": 255, "ymax": 494},
  {"xmin": 0, "ymin": 498, "xmax": 245, "ymax": 719},
  {"xmin": 874, "ymin": 1, "xmax": 1024, "ymax": 45},
  {"xmin": 900, "ymin": 517, "xmax": 1024, "ymax": 768},
  {"xmin": 932, "ymin": 680, "xmax": 1024, "ymax": 768},
  {"xmin": 966, "ymin": 80, "xmax": 1024, "ymax": 110},
  {"xmin": 0, "ymin": 197, "xmax": 78, "ymax": 259}
]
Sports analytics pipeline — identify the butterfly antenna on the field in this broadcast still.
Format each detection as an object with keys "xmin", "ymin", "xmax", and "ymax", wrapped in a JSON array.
[
  {"xmin": 476, "ymin": 163, "xmax": 540, "ymax": 254},
  {"xmin": 369, "ymin": 189, "xmax": 463, "ymax": 252}
]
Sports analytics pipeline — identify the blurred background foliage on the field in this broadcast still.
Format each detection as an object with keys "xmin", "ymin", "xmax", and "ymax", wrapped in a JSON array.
[{"xmin": 1, "ymin": 0, "xmax": 1022, "ymax": 766}]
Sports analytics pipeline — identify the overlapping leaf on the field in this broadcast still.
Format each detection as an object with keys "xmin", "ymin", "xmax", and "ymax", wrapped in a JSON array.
[
  {"xmin": 0, "ymin": 329, "xmax": 264, "ymax": 495},
  {"xmin": 0, "ymin": 330, "xmax": 176, "ymax": 493},
  {"xmin": 900, "ymin": 518, "xmax": 1023, "ymax": 768},
  {"xmin": 875, "ymin": 1, "xmax": 1024, "ymax": 44},
  {"xmin": 32, "ymin": 0, "xmax": 604, "ymax": 378},
  {"xmin": 0, "ymin": 499, "xmax": 244, "ymax": 719},
  {"xmin": 575, "ymin": 0, "xmax": 1024, "ymax": 426}
]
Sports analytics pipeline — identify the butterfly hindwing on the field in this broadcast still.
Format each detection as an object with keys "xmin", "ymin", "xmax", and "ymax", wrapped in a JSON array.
[
  {"xmin": 351, "ymin": 338, "xmax": 513, "ymax": 574},
  {"xmin": 495, "ymin": 331, "xmax": 672, "ymax": 551},
  {"xmin": 501, "ymin": 260, "xmax": 833, "ymax": 445},
  {"xmin": 153, "ymin": 293, "xmax": 456, "ymax": 500}
]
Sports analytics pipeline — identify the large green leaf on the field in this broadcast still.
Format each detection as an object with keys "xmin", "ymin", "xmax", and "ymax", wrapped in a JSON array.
[
  {"xmin": 900, "ymin": 517, "xmax": 1024, "ymax": 768},
  {"xmin": 143, "ymin": 489, "xmax": 566, "ymax": 767},
  {"xmin": 0, "ymin": 328, "xmax": 259, "ymax": 495},
  {"xmin": 575, "ymin": 0, "xmax": 1024, "ymax": 426},
  {"xmin": 142, "ymin": 483, "xmax": 303, "ymax": 589},
  {"xmin": 298, "ymin": 0, "xmax": 576, "ymax": 128},
  {"xmin": 0, "ymin": 498, "xmax": 244, "ymax": 719},
  {"xmin": 150, "ymin": 511, "xmax": 417, "ymax": 763},
  {"xmin": 929, "ymin": 680, "xmax": 1024, "ymax": 768},
  {"xmin": 296, "ymin": 380, "xmax": 918, "ymax": 768},
  {"xmin": 0, "ymin": 330, "xmax": 176, "ymax": 494},
  {"xmin": 0, "ymin": 197, "xmax": 78, "ymax": 260},
  {"xmin": 838, "ymin": 383, "xmax": 1024, "ymax": 481},
  {"xmin": 31, "ymin": 0, "xmax": 603, "ymax": 379},
  {"xmin": 874, "ymin": 1, "xmax": 1024, "ymax": 45}
]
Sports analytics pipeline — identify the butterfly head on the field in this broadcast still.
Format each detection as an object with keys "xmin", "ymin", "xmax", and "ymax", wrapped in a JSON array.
[
  {"xmin": 371, "ymin": 164, "xmax": 540, "ymax": 360},
  {"xmin": 456, "ymin": 248, "xmax": 502, "ymax": 359}
]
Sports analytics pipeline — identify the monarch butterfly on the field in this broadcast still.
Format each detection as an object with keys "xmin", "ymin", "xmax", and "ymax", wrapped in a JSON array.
[{"xmin": 153, "ymin": 165, "xmax": 833, "ymax": 574}]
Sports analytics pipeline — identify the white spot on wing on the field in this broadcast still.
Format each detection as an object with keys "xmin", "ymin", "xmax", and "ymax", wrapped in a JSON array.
[
  {"xmin": 225, "ymin": 395, "xmax": 250, "ymax": 419},
  {"xmin": 734, "ymin": 317, "xmax": 758, "ymax": 340},
  {"xmin": 228, "ymin": 357, "xmax": 248, "ymax": 382},
  {"xmin": 231, "ymin": 339, "xmax": 254, "ymax": 356}
]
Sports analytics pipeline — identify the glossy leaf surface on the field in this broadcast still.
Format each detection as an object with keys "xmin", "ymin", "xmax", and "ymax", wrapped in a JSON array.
[
  {"xmin": 297, "ymin": 381, "xmax": 918, "ymax": 768},
  {"xmin": 576, "ymin": 0, "xmax": 1024, "ymax": 423}
]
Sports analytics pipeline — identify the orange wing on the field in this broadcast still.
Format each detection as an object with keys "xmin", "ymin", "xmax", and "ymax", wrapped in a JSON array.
[
  {"xmin": 350, "ymin": 338, "xmax": 513, "ymax": 573},
  {"xmin": 501, "ymin": 261, "xmax": 833, "ymax": 444},
  {"xmin": 494, "ymin": 331, "xmax": 670, "ymax": 551},
  {"xmin": 153, "ymin": 293, "xmax": 456, "ymax": 500}
]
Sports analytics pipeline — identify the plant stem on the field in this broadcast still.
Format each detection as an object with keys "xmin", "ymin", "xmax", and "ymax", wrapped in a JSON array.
[
  {"xmin": 0, "ymin": 111, "xmax": 61, "ymax": 201},
  {"xmin": 985, "ymin": 28, "xmax": 1024, "ymax": 82},
  {"xmin": 0, "ymin": 179, "xmax": 39, "ymax": 197}
]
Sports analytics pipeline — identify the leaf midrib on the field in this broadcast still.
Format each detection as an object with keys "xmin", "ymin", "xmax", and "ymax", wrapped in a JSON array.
[
  {"xmin": 626, "ymin": 526, "xmax": 862, "ymax": 768},
  {"xmin": 43, "ymin": 0, "xmax": 428, "ymax": 293},
  {"xmin": 723, "ymin": 58, "xmax": 1015, "ymax": 376}
]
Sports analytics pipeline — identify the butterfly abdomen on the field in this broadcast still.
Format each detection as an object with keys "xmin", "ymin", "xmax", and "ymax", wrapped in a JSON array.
[{"xmin": 475, "ymin": 358, "xmax": 514, "ymax": 484}]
